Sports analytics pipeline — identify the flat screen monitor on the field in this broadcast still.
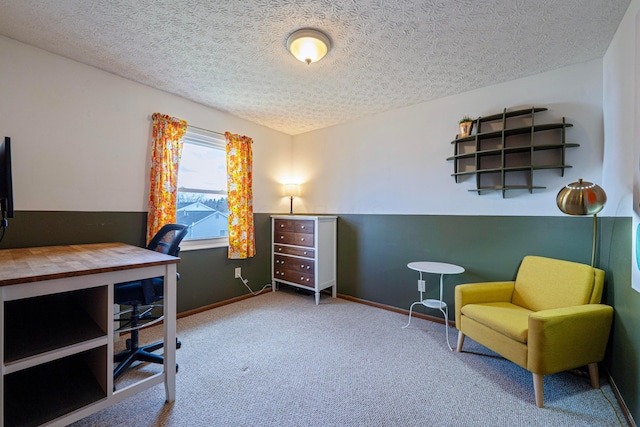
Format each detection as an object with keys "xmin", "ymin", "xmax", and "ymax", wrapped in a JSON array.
[{"xmin": 0, "ymin": 136, "xmax": 14, "ymax": 219}]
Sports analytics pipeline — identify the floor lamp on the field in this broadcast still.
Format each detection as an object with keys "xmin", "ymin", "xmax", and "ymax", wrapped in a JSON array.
[{"xmin": 556, "ymin": 179, "xmax": 607, "ymax": 267}]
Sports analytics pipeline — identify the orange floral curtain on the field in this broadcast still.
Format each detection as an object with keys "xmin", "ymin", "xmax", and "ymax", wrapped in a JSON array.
[
  {"xmin": 225, "ymin": 132, "xmax": 255, "ymax": 259},
  {"xmin": 147, "ymin": 113, "xmax": 188, "ymax": 244}
]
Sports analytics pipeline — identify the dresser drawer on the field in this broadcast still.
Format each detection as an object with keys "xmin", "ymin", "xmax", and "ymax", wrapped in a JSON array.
[
  {"xmin": 293, "ymin": 220, "xmax": 314, "ymax": 234},
  {"xmin": 274, "ymin": 255, "xmax": 314, "ymax": 274},
  {"xmin": 272, "ymin": 267, "xmax": 315, "ymax": 288},
  {"xmin": 274, "ymin": 245, "xmax": 315, "ymax": 258},
  {"xmin": 274, "ymin": 219, "xmax": 294, "ymax": 232},
  {"xmin": 273, "ymin": 231, "xmax": 314, "ymax": 247},
  {"xmin": 274, "ymin": 219, "xmax": 314, "ymax": 234}
]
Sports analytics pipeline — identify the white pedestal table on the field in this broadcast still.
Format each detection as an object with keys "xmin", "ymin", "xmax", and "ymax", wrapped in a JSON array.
[{"xmin": 402, "ymin": 261, "xmax": 465, "ymax": 351}]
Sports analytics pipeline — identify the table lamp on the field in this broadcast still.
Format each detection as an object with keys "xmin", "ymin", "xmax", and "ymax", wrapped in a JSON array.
[
  {"xmin": 284, "ymin": 184, "xmax": 300, "ymax": 215},
  {"xmin": 556, "ymin": 179, "xmax": 607, "ymax": 266}
]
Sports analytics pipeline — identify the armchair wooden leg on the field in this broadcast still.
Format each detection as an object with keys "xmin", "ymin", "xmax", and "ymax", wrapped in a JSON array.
[
  {"xmin": 532, "ymin": 373, "xmax": 544, "ymax": 408},
  {"xmin": 588, "ymin": 363, "xmax": 600, "ymax": 389},
  {"xmin": 456, "ymin": 331, "xmax": 465, "ymax": 352}
]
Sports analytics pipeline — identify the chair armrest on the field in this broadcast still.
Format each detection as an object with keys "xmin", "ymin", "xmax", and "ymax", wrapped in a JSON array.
[
  {"xmin": 455, "ymin": 282, "xmax": 515, "ymax": 328},
  {"xmin": 528, "ymin": 304, "xmax": 613, "ymax": 375}
]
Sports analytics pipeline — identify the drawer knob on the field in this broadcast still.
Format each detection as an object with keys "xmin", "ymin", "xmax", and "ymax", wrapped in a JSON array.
[
  {"xmin": 300, "ymin": 238, "xmax": 305, "ymax": 242},
  {"xmin": 303, "ymin": 251, "xmax": 308, "ymax": 255},
  {"xmin": 300, "ymin": 264, "xmax": 304, "ymax": 268},
  {"xmin": 306, "ymin": 266, "xmax": 310, "ymax": 270},
  {"xmin": 280, "ymin": 235, "xmax": 284, "ymax": 239},
  {"xmin": 301, "ymin": 225, "xmax": 305, "ymax": 229},
  {"xmin": 278, "ymin": 248, "xmax": 282, "ymax": 251},
  {"xmin": 280, "ymin": 224, "xmax": 284, "ymax": 228},
  {"xmin": 306, "ymin": 278, "xmax": 310, "ymax": 282}
]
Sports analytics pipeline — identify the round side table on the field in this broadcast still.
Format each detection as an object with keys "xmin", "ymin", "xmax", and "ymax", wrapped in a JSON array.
[{"xmin": 403, "ymin": 261, "xmax": 465, "ymax": 351}]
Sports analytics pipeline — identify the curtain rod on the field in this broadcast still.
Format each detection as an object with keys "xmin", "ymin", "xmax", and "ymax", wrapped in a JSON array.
[
  {"xmin": 187, "ymin": 125, "xmax": 253, "ymax": 142},
  {"xmin": 187, "ymin": 124, "xmax": 225, "ymax": 137}
]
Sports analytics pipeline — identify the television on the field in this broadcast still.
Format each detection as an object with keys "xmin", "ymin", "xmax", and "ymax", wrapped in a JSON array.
[{"xmin": 0, "ymin": 136, "xmax": 14, "ymax": 220}]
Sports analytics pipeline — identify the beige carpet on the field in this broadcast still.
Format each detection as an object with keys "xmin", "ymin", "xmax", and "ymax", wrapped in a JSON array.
[{"xmin": 72, "ymin": 288, "xmax": 628, "ymax": 426}]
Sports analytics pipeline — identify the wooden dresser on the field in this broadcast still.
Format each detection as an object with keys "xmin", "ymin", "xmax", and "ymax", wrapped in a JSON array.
[{"xmin": 271, "ymin": 215, "xmax": 337, "ymax": 304}]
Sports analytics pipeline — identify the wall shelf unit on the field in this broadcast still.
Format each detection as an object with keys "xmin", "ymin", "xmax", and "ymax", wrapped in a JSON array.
[{"xmin": 447, "ymin": 107, "xmax": 578, "ymax": 197}]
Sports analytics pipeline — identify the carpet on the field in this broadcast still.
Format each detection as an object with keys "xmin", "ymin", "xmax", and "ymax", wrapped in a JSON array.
[{"xmin": 72, "ymin": 288, "xmax": 628, "ymax": 426}]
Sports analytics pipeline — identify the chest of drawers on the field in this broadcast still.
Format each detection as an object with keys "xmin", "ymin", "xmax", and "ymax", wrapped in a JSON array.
[{"xmin": 271, "ymin": 215, "xmax": 337, "ymax": 304}]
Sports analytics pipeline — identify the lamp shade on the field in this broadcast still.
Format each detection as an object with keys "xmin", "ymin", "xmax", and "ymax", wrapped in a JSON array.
[
  {"xmin": 284, "ymin": 183, "xmax": 300, "ymax": 197},
  {"xmin": 556, "ymin": 179, "xmax": 607, "ymax": 216},
  {"xmin": 287, "ymin": 29, "xmax": 331, "ymax": 64}
]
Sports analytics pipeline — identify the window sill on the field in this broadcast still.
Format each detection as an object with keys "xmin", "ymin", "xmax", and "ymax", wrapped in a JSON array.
[{"xmin": 180, "ymin": 237, "xmax": 229, "ymax": 251}]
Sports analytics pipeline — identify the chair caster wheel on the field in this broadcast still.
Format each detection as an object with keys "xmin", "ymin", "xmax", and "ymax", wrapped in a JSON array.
[
  {"xmin": 176, "ymin": 363, "xmax": 179, "ymax": 373},
  {"xmin": 176, "ymin": 338, "xmax": 182, "ymax": 349}
]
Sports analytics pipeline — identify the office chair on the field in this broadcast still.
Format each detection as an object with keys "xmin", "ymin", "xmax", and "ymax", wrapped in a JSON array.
[{"xmin": 113, "ymin": 223, "xmax": 188, "ymax": 383}]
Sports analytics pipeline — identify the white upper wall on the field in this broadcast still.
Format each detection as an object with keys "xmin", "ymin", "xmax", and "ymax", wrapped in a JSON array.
[
  {"xmin": 292, "ymin": 60, "xmax": 605, "ymax": 216},
  {"xmin": 0, "ymin": 36, "xmax": 292, "ymax": 213},
  {"xmin": 0, "ymin": 32, "xmax": 618, "ymax": 218},
  {"xmin": 603, "ymin": 0, "xmax": 638, "ymax": 218}
]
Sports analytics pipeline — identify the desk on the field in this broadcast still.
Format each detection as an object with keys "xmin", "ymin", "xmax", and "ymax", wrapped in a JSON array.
[
  {"xmin": 0, "ymin": 243, "xmax": 180, "ymax": 427},
  {"xmin": 403, "ymin": 261, "xmax": 465, "ymax": 351}
]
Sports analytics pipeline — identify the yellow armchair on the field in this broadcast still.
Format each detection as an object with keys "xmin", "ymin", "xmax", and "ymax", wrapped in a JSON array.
[{"xmin": 455, "ymin": 256, "xmax": 613, "ymax": 408}]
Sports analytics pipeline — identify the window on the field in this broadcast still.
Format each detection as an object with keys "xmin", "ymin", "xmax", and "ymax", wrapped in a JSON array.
[{"xmin": 176, "ymin": 127, "xmax": 228, "ymax": 250}]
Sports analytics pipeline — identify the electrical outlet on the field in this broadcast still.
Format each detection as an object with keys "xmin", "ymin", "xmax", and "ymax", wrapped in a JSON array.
[
  {"xmin": 418, "ymin": 279, "xmax": 426, "ymax": 292},
  {"xmin": 234, "ymin": 267, "xmax": 241, "ymax": 278}
]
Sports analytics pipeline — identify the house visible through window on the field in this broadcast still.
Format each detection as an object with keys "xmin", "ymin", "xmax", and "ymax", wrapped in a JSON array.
[{"xmin": 177, "ymin": 127, "xmax": 228, "ymax": 249}]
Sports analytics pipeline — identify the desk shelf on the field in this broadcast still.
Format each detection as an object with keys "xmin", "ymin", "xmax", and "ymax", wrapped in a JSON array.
[
  {"xmin": 4, "ymin": 347, "xmax": 107, "ymax": 427},
  {"xmin": 2, "ymin": 286, "xmax": 109, "ymax": 426},
  {"xmin": 447, "ymin": 107, "xmax": 578, "ymax": 197},
  {"xmin": 4, "ymin": 288, "xmax": 107, "ymax": 363}
]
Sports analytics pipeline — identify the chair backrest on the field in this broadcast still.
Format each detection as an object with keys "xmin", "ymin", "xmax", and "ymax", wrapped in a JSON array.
[
  {"xmin": 511, "ymin": 255, "xmax": 605, "ymax": 312},
  {"xmin": 147, "ymin": 224, "xmax": 188, "ymax": 256}
]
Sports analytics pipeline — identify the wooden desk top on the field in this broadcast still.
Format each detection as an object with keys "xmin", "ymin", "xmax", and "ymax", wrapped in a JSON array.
[{"xmin": 0, "ymin": 242, "xmax": 180, "ymax": 286}]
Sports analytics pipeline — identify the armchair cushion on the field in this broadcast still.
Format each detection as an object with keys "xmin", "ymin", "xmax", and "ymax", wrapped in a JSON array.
[
  {"xmin": 461, "ymin": 302, "xmax": 532, "ymax": 344},
  {"xmin": 511, "ymin": 256, "xmax": 596, "ymax": 311}
]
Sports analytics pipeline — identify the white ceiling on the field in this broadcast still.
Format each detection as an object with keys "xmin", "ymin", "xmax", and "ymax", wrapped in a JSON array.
[{"xmin": 0, "ymin": 0, "xmax": 630, "ymax": 135}]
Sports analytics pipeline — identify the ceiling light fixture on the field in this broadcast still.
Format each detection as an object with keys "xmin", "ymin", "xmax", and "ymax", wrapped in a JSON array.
[{"xmin": 287, "ymin": 28, "xmax": 331, "ymax": 65}]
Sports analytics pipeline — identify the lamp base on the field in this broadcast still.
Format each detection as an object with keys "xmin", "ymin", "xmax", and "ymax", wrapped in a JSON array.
[{"xmin": 289, "ymin": 196, "xmax": 294, "ymax": 215}]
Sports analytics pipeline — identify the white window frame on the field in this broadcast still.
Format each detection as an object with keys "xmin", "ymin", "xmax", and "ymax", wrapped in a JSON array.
[{"xmin": 177, "ymin": 127, "xmax": 228, "ymax": 251}]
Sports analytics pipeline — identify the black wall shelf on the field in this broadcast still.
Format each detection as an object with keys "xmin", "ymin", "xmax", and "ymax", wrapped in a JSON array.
[{"xmin": 447, "ymin": 107, "xmax": 578, "ymax": 197}]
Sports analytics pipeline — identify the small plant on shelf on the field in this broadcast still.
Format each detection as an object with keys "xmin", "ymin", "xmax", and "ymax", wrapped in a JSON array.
[{"xmin": 458, "ymin": 115, "xmax": 474, "ymax": 137}]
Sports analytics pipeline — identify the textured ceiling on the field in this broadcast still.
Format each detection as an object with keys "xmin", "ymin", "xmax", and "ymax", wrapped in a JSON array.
[{"xmin": 0, "ymin": 0, "xmax": 630, "ymax": 135}]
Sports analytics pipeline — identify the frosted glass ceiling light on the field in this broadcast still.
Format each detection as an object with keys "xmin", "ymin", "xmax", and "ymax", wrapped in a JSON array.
[{"xmin": 287, "ymin": 29, "xmax": 331, "ymax": 65}]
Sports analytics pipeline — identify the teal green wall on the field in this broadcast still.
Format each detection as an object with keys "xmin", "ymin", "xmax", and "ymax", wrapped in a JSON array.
[
  {"xmin": 1, "ymin": 211, "xmax": 273, "ymax": 314},
  {"xmin": 3, "ymin": 211, "xmax": 636, "ymax": 418},
  {"xmin": 2, "ymin": 211, "xmax": 609, "ymax": 314},
  {"xmin": 600, "ymin": 216, "xmax": 636, "ymax": 419},
  {"xmin": 336, "ymin": 214, "xmax": 599, "ymax": 311}
]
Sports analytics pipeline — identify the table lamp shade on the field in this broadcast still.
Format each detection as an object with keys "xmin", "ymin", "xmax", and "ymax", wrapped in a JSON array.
[{"xmin": 284, "ymin": 183, "xmax": 300, "ymax": 197}]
